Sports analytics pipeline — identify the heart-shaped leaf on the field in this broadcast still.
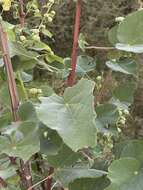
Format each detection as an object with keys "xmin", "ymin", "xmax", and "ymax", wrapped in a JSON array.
[
  {"xmin": 36, "ymin": 79, "xmax": 97, "ymax": 151},
  {"xmin": 106, "ymin": 140, "xmax": 143, "ymax": 190},
  {"xmin": 106, "ymin": 158, "xmax": 142, "ymax": 190}
]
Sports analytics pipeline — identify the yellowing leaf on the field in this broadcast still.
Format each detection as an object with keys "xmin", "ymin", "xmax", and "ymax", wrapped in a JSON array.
[{"xmin": 2, "ymin": 0, "xmax": 11, "ymax": 11}]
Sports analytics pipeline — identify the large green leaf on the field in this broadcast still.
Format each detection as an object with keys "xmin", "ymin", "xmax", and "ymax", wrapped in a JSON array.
[
  {"xmin": 55, "ymin": 168, "xmax": 107, "ymax": 187},
  {"xmin": 36, "ymin": 79, "xmax": 96, "ymax": 151},
  {"xmin": 106, "ymin": 140, "xmax": 143, "ymax": 190},
  {"xmin": 69, "ymin": 177, "xmax": 110, "ymax": 190},
  {"xmin": 106, "ymin": 158, "xmax": 142, "ymax": 190},
  {"xmin": 106, "ymin": 59, "xmax": 137, "ymax": 75},
  {"xmin": 117, "ymin": 10, "xmax": 143, "ymax": 45},
  {"xmin": 47, "ymin": 144, "xmax": 81, "ymax": 168},
  {"xmin": 0, "ymin": 121, "xmax": 40, "ymax": 162}
]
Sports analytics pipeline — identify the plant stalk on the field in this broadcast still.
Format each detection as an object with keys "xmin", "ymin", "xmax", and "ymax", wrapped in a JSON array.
[
  {"xmin": 19, "ymin": 0, "xmax": 25, "ymax": 27},
  {"xmin": 0, "ymin": 25, "xmax": 33, "ymax": 189},
  {"xmin": 67, "ymin": 0, "xmax": 81, "ymax": 86}
]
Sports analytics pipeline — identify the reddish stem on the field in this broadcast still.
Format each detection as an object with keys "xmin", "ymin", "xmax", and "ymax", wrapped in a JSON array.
[
  {"xmin": 19, "ymin": 0, "xmax": 25, "ymax": 27},
  {"xmin": 0, "ymin": 27, "xmax": 19, "ymax": 120},
  {"xmin": 47, "ymin": 167, "xmax": 54, "ymax": 190},
  {"xmin": 0, "ymin": 26, "xmax": 33, "ymax": 189},
  {"xmin": 67, "ymin": 0, "xmax": 81, "ymax": 86}
]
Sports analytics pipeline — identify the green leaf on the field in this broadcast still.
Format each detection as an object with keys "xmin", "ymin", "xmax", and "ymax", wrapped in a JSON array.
[
  {"xmin": 18, "ymin": 101, "xmax": 38, "ymax": 122},
  {"xmin": 47, "ymin": 144, "xmax": 81, "ymax": 168},
  {"xmin": 117, "ymin": 10, "xmax": 143, "ymax": 45},
  {"xmin": 56, "ymin": 168, "xmax": 107, "ymax": 187},
  {"xmin": 120, "ymin": 140, "xmax": 143, "ymax": 163},
  {"xmin": 29, "ymin": 41, "xmax": 53, "ymax": 52},
  {"xmin": 96, "ymin": 104, "xmax": 119, "ymax": 127},
  {"xmin": 45, "ymin": 54, "xmax": 63, "ymax": 64},
  {"xmin": 40, "ymin": 125, "xmax": 63, "ymax": 156},
  {"xmin": 29, "ymin": 83, "xmax": 54, "ymax": 97},
  {"xmin": 36, "ymin": 79, "xmax": 96, "ymax": 151},
  {"xmin": 20, "ymin": 72, "xmax": 33, "ymax": 83},
  {"xmin": 106, "ymin": 158, "xmax": 142, "ymax": 190},
  {"xmin": 0, "ymin": 121, "xmax": 40, "ymax": 161},
  {"xmin": 78, "ymin": 33, "xmax": 88, "ymax": 51},
  {"xmin": 8, "ymin": 41, "xmax": 38, "ymax": 59},
  {"xmin": 0, "ymin": 83, "xmax": 11, "ymax": 107},
  {"xmin": 76, "ymin": 55, "xmax": 96, "ymax": 75},
  {"xmin": 1, "ymin": 21, "xmax": 15, "ymax": 40},
  {"xmin": 69, "ymin": 177, "xmax": 110, "ymax": 190},
  {"xmin": 12, "ymin": 56, "xmax": 37, "ymax": 71},
  {"xmin": 116, "ymin": 43, "xmax": 143, "ymax": 53},
  {"xmin": 62, "ymin": 56, "xmax": 96, "ymax": 76},
  {"xmin": 0, "ymin": 109, "xmax": 12, "ymax": 130},
  {"xmin": 41, "ymin": 29, "xmax": 53, "ymax": 38},
  {"xmin": 109, "ymin": 98, "xmax": 129, "ymax": 110},
  {"xmin": 108, "ymin": 25, "xmax": 119, "ymax": 45},
  {"xmin": 106, "ymin": 58, "xmax": 137, "ymax": 75},
  {"xmin": 0, "ymin": 83, "xmax": 28, "ymax": 107},
  {"xmin": 112, "ymin": 83, "xmax": 136, "ymax": 105},
  {"xmin": 0, "ymin": 167, "xmax": 16, "ymax": 180}
]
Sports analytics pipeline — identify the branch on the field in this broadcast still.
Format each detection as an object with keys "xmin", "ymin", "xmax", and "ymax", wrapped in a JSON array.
[
  {"xmin": 27, "ymin": 174, "xmax": 53, "ymax": 190},
  {"xmin": 19, "ymin": 160, "xmax": 33, "ymax": 189},
  {"xmin": 95, "ymin": 70, "xmax": 112, "ymax": 105},
  {"xmin": 67, "ymin": 0, "xmax": 82, "ymax": 86},
  {"xmin": 85, "ymin": 46, "xmax": 115, "ymax": 50}
]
